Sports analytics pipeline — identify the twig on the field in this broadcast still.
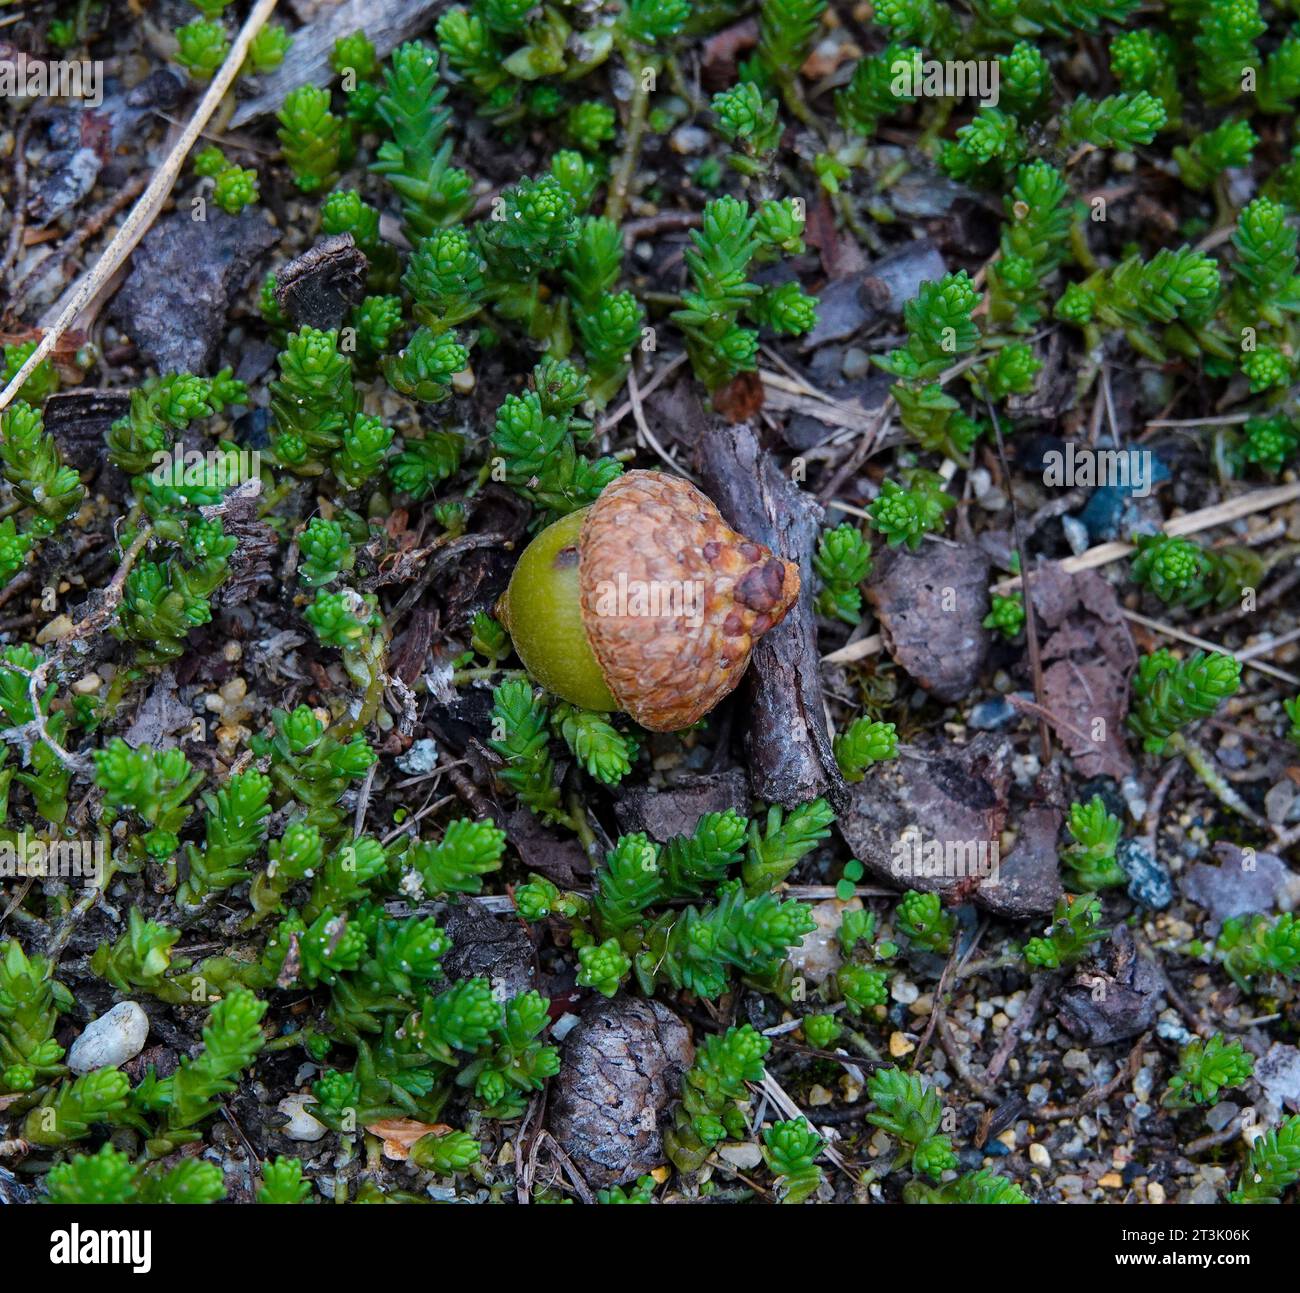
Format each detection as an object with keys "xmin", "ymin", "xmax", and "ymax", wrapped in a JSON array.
[
  {"xmin": 816, "ymin": 398, "xmax": 895, "ymax": 504},
  {"xmin": 598, "ymin": 352, "xmax": 686, "ymax": 434},
  {"xmin": 383, "ymin": 531, "xmax": 504, "ymax": 632},
  {"xmin": 1137, "ymin": 756, "xmax": 1183, "ymax": 852},
  {"xmin": 621, "ymin": 211, "xmax": 701, "ymax": 241},
  {"xmin": 987, "ymin": 396, "xmax": 1051, "ymax": 760},
  {"xmin": 1236, "ymin": 625, "xmax": 1300, "ymax": 660},
  {"xmin": 605, "ymin": 49, "xmax": 652, "ymax": 224},
  {"xmin": 912, "ymin": 920, "xmax": 987, "ymax": 1067},
  {"xmin": 353, "ymin": 762, "xmax": 377, "ymax": 837},
  {"xmin": 45, "ymin": 874, "xmax": 108, "ymax": 964},
  {"xmin": 539, "ymin": 1130, "xmax": 595, "ymax": 1205},
  {"xmin": 1186, "ymin": 1115, "xmax": 1244, "ymax": 1156},
  {"xmin": 1122, "ymin": 609, "xmax": 1300, "ymax": 687},
  {"xmin": 984, "ymin": 974, "xmax": 1051, "ymax": 1085},
  {"xmin": 784, "ymin": 884, "xmax": 898, "ymax": 900},
  {"xmin": 1037, "ymin": 1034, "xmax": 1148, "ymax": 1120},
  {"xmin": 824, "ymin": 483, "xmax": 1300, "ymax": 668},
  {"xmin": 446, "ymin": 764, "xmax": 497, "ymax": 821},
  {"xmin": 911, "ymin": 945, "xmax": 960, "ymax": 1068},
  {"xmin": 0, "ymin": 877, "xmax": 34, "ymax": 928},
  {"xmin": 1192, "ymin": 562, "xmax": 1300, "ymax": 634},
  {"xmin": 990, "ymin": 482, "xmax": 1300, "ymax": 594},
  {"xmin": 515, "ymin": 1091, "xmax": 546, "ymax": 1204},
  {"xmin": 0, "ymin": 0, "xmax": 281, "ymax": 419},
  {"xmin": 16, "ymin": 526, "xmax": 153, "ymax": 773},
  {"xmin": 763, "ymin": 378, "xmax": 889, "ymax": 442},
  {"xmin": 1144, "ymin": 412, "xmax": 1254, "ymax": 430},
  {"xmin": 934, "ymin": 1013, "xmax": 1000, "ymax": 1102},
  {"xmin": 379, "ymin": 793, "xmax": 457, "ymax": 846},
  {"xmin": 754, "ymin": 1071, "xmax": 851, "ymax": 1177},
  {"xmin": 0, "ymin": 118, "xmax": 32, "ymax": 289},
  {"xmin": 626, "ymin": 363, "xmax": 698, "ymax": 481},
  {"xmin": 1006, "ymin": 694, "xmax": 1099, "ymax": 749},
  {"xmin": 1167, "ymin": 732, "xmax": 1273, "ymax": 833}
]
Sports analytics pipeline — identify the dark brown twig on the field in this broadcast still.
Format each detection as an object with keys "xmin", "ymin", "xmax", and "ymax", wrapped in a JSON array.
[
  {"xmin": 1037, "ymin": 1034, "xmax": 1148, "ymax": 1120},
  {"xmin": 985, "ymin": 974, "xmax": 1052, "ymax": 1086},
  {"xmin": 1186, "ymin": 1115, "xmax": 1243, "ymax": 1156},
  {"xmin": 912, "ymin": 920, "xmax": 986, "ymax": 1067},
  {"xmin": 935, "ymin": 1013, "xmax": 1000, "ymax": 1102},
  {"xmin": 540, "ymin": 1130, "xmax": 595, "ymax": 1204},
  {"xmin": 985, "ymin": 395, "xmax": 1051, "ymax": 762},
  {"xmin": 1, "ymin": 118, "xmax": 32, "ymax": 292}
]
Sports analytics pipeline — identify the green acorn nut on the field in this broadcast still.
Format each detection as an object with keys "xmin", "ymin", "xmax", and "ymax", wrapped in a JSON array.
[{"xmin": 498, "ymin": 471, "xmax": 801, "ymax": 732}]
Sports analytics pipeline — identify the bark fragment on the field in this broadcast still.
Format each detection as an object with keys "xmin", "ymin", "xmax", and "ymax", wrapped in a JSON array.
[
  {"xmin": 109, "ymin": 209, "xmax": 278, "ymax": 375},
  {"xmin": 698, "ymin": 422, "xmax": 847, "ymax": 811},
  {"xmin": 865, "ymin": 541, "xmax": 992, "ymax": 703},
  {"xmin": 613, "ymin": 769, "xmax": 750, "ymax": 842},
  {"xmin": 440, "ymin": 902, "xmax": 537, "ymax": 1000},
  {"xmin": 838, "ymin": 734, "xmax": 1011, "ymax": 902},
  {"xmin": 1056, "ymin": 927, "xmax": 1162, "ymax": 1045},
  {"xmin": 274, "ymin": 234, "xmax": 368, "ymax": 332}
]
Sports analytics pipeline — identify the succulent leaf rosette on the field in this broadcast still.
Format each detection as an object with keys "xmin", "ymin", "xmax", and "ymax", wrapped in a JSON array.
[{"xmin": 498, "ymin": 471, "xmax": 800, "ymax": 731}]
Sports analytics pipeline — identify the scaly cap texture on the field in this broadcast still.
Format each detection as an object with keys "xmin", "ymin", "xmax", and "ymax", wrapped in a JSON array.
[{"xmin": 577, "ymin": 471, "xmax": 800, "ymax": 731}]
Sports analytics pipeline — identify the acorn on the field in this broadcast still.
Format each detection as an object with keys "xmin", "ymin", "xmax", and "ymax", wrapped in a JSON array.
[{"xmin": 498, "ymin": 471, "xmax": 801, "ymax": 732}]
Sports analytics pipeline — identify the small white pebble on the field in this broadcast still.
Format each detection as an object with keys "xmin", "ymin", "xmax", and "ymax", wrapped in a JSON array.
[
  {"xmin": 1029, "ymin": 1142, "xmax": 1051, "ymax": 1169},
  {"xmin": 716, "ymin": 1142, "xmax": 763, "ymax": 1170},
  {"xmin": 891, "ymin": 976, "xmax": 919, "ymax": 1005},
  {"xmin": 67, "ymin": 1001, "xmax": 149, "ymax": 1073},
  {"xmin": 278, "ymin": 1093, "xmax": 328, "ymax": 1141}
]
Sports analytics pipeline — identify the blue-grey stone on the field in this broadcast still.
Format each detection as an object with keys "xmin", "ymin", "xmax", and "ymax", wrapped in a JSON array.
[
  {"xmin": 967, "ymin": 695, "xmax": 1019, "ymax": 730},
  {"xmin": 1078, "ymin": 452, "xmax": 1172, "ymax": 543},
  {"xmin": 1062, "ymin": 515, "xmax": 1091, "ymax": 556},
  {"xmin": 1118, "ymin": 837, "xmax": 1173, "ymax": 910}
]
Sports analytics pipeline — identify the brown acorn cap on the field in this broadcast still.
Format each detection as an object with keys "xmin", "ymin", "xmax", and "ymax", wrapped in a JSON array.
[{"xmin": 577, "ymin": 470, "xmax": 800, "ymax": 732}]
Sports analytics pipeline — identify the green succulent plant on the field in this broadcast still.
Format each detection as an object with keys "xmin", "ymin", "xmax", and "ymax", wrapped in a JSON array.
[
  {"xmin": 1229, "ymin": 1115, "xmax": 1300, "ymax": 1203},
  {"xmin": 895, "ymin": 890, "xmax": 956, "ymax": 956},
  {"xmin": 671, "ymin": 196, "xmax": 817, "ymax": 394},
  {"xmin": 666, "ymin": 1024, "xmax": 771, "ymax": 1172},
  {"xmin": 1163, "ymin": 1034, "xmax": 1254, "ymax": 1109},
  {"xmin": 763, "ymin": 1117, "xmax": 825, "ymax": 1204},
  {"xmin": 814, "ymin": 523, "xmax": 872, "ymax": 624},
  {"xmin": 1127, "ymin": 649, "xmax": 1242, "ymax": 755},
  {"xmin": 834, "ymin": 718, "xmax": 898, "ymax": 783},
  {"xmin": 867, "ymin": 1067, "xmax": 957, "ymax": 1182},
  {"xmin": 1023, "ymin": 895, "xmax": 1107, "ymax": 969},
  {"xmin": 45, "ymin": 1143, "xmax": 225, "ymax": 1204},
  {"xmin": 277, "ymin": 84, "xmax": 346, "ymax": 192},
  {"xmin": 0, "ymin": 940, "xmax": 70, "ymax": 1092},
  {"xmin": 1061, "ymin": 796, "xmax": 1126, "ymax": 892},
  {"xmin": 1217, "ymin": 913, "xmax": 1300, "ymax": 990},
  {"xmin": 1130, "ymin": 532, "xmax": 1260, "ymax": 610},
  {"xmin": 258, "ymin": 1156, "xmax": 313, "ymax": 1204},
  {"xmin": 983, "ymin": 592, "xmax": 1026, "ymax": 639},
  {"xmin": 868, "ymin": 475, "xmax": 955, "ymax": 550}
]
